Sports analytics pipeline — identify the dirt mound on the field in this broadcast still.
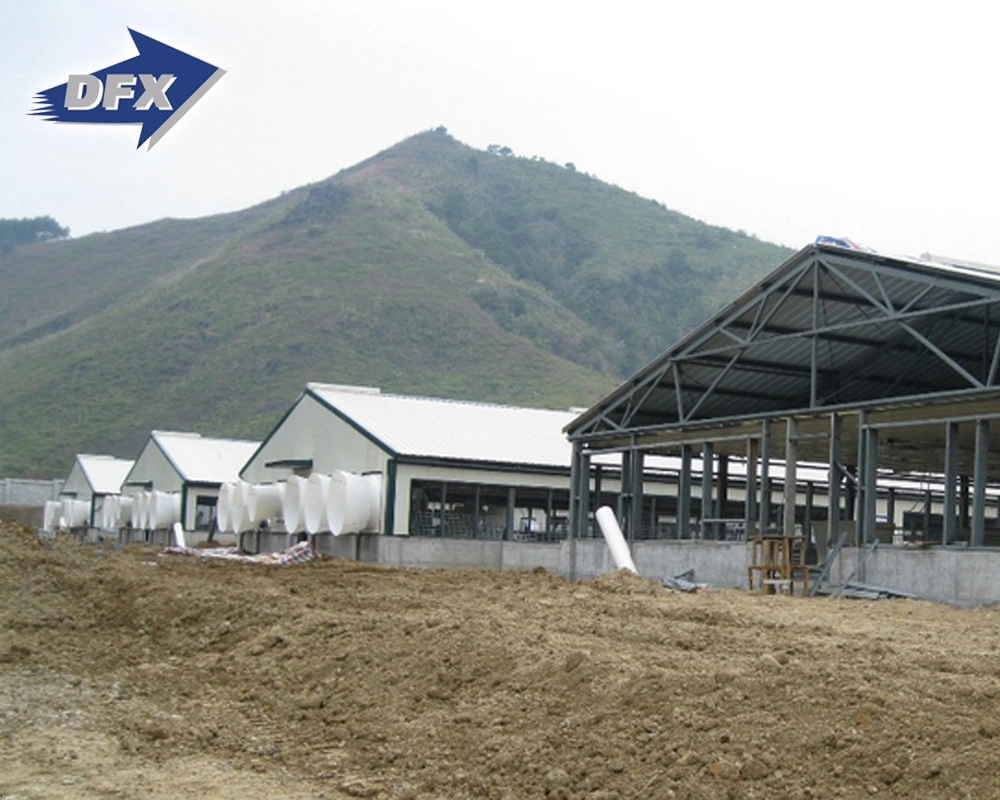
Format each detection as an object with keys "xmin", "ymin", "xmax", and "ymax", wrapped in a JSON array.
[{"xmin": 2, "ymin": 520, "xmax": 1000, "ymax": 798}]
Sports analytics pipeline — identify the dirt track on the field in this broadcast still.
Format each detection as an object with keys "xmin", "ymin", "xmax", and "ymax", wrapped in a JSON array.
[{"xmin": 2, "ymin": 520, "xmax": 1000, "ymax": 799}]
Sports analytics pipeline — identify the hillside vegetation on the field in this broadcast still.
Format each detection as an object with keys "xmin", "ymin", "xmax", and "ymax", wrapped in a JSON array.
[{"xmin": 0, "ymin": 129, "xmax": 791, "ymax": 476}]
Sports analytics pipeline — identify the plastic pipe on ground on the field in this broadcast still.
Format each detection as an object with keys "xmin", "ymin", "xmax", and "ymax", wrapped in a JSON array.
[
  {"xmin": 327, "ymin": 470, "xmax": 382, "ymax": 535},
  {"xmin": 248, "ymin": 483, "xmax": 285, "ymax": 525},
  {"xmin": 281, "ymin": 476, "xmax": 308, "ymax": 535},
  {"xmin": 173, "ymin": 522, "xmax": 187, "ymax": 549},
  {"xmin": 595, "ymin": 506, "xmax": 638, "ymax": 574},
  {"xmin": 304, "ymin": 473, "xmax": 332, "ymax": 535}
]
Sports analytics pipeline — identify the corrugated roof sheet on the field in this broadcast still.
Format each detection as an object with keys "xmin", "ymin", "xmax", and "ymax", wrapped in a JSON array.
[
  {"xmin": 152, "ymin": 431, "xmax": 260, "ymax": 484},
  {"xmin": 76, "ymin": 454, "xmax": 134, "ymax": 494},
  {"xmin": 307, "ymin": 384, "xmax": 579, "ymax": 467}
]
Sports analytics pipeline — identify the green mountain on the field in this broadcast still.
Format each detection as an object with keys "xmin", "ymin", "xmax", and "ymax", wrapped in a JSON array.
[{"xmin": 0, "ymin": 128, "xmax": 791, "ymax": 477}]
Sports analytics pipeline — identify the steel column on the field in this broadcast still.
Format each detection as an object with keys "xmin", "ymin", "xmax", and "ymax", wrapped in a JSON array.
[
  {"xmin": 784, "ymin": 418, "xmax": 798, "ymax": 538},
  {"xmin": 701, "ymin": 442, "xmax": 714, "ymax": 539},
  {"xmin": 943, "ymin": 421, "xmax": 959, "ymax": 545},
  {"xmin": 972, "ymin": 419, "xmax": 989, "ymax": 547},
  {"xmin": 745, "ymin": 438, "xmax": 759, "ymax": 539},
  {"xmin": 679, "ymin": 445, "xmax": 692, "ymax": 538},
  {"xmin": 759, "ymin": 419, "xmax": 772, "ymax": 533}
]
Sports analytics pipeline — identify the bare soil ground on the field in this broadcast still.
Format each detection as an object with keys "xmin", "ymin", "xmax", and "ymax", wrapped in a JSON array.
[{"xmin": 2, "ymin": 521, "xmax": 1000, "ymax": 799}]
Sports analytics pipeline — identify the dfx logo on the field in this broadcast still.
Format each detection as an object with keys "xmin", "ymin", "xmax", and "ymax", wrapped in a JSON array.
[{"xmin": 31, "ymin": 28, "xmax": 225, "ymax": 150}]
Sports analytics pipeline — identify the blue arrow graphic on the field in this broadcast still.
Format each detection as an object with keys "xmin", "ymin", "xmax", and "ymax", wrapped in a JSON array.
[{"xmin": 30, "ymin": 28, "xmax": 225, "ymax": 150}]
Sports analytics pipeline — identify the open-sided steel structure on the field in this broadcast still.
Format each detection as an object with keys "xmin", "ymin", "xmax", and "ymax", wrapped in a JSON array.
[{"xmin": 565, "ymin": 242, "xmax": 1000, "ymax": 578}]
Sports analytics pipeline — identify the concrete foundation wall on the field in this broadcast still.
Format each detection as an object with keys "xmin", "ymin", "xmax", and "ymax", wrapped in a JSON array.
[{"xmin": 832, "ymin": 546, "xmax": 1000, "ymax": 607}]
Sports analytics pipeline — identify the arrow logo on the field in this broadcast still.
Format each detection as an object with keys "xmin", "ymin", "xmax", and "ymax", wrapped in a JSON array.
[{"xmin": 30, "ymin": 28, "xmax": 225, "ymax": 150}]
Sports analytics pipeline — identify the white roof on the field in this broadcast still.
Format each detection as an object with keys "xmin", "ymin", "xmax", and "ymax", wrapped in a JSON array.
[
  {"xmin": 152, "ymin": 431, "xmax": 260, "ymax": 484},
  {"xmin": 75, "ymin": 454, "xmax": 134, "ymax": 494},
  {"xmin": 307, "ymin": 384, "xmax": 578, "ymax": 467}
]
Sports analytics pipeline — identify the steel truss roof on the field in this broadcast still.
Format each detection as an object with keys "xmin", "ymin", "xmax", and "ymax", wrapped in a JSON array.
[{"xmin": 567, "ymin": 243, "xmax": 1000, "ymax": 472}]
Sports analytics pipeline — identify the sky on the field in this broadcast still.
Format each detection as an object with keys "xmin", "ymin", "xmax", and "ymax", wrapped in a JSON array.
[{"xmin": 3, "ymin": 1, "xmax": 1000, "ymax": 265}]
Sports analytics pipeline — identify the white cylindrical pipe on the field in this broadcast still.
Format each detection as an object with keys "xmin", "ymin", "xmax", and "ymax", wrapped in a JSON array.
[
  {"xmin": 327, "ymin": 471, "xmax": 382, "ymax": 535},
  {"xmin": 216, "ymin": 482, "xmax": 234, "ymax": 533},
  {"xmin": 149, "ymin": 491, "xmax": 181, "ymax": 530},
  {"xmin": 304, "ymin": 473, "xmax": 331, "ymax": 534},
  {"xmin": 281, "ymin": 476, "xmax": 307, "ymax": 534},
  {"xmin": 595, "ymin": 506, "xmax": 638, "ymax": 574},
  {"xmin": 248, "ymin": 483, "xmax": 285, "ymax": 525},
  {"xmin": 173, "ymin": 522, "xmax": 187, "ymax": 549}
]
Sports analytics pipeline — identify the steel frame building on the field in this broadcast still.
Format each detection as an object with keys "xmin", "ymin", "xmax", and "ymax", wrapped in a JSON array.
[{"xmin": 565, "ymin": 242, "xmax": 1000, "ymax": 580}]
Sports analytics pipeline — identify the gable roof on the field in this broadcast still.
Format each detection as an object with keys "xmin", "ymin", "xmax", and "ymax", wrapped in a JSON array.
[
  {"xmin": 306, "ymin": 383, "xmax": 578, "ymax": 468},
  {"xmin": 148, "ymin": 431, "xmax": 260, "ymax": 484},
  {"xmin": 75, "ymin": 454, "xmax": 134, "ymax": 494},
  {"xmin": 567, "ymin": 241, "xmax": 1000, "ymax": 444}
]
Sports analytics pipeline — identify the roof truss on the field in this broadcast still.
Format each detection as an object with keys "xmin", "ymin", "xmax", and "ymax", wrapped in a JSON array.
[{"xmin": 571, "ymin": 245, "xmax": 1000, "ymax": 440}]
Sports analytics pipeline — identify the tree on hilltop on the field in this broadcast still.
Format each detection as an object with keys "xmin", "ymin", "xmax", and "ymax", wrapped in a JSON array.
[{"xmin": 0, "ymin": 216, "xmax": 71, "ymax": 252}]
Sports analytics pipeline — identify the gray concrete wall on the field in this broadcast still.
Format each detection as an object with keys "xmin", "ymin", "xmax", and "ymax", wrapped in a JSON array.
[
  {"xmin": 832, "ymin": 546, "xmax": 1000, "ymax": 607},
  {"xmin": 1, "ymin": 478, "xmax": 64, "ymax": 506},
  {"xmin": 202, "ymin": 528, "xmax": 1000, "ymax": 607}
]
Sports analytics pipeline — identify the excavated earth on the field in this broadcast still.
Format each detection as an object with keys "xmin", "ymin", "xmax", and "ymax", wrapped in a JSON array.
[{"xmin": 2, "ymin": 520, "xmax": 1000, "ymax": 799}]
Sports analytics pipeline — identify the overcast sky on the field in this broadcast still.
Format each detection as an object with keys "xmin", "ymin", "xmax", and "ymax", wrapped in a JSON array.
[{"xmin": 4, "ymin": 1, "xmax": 999, "ymax": 265}]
